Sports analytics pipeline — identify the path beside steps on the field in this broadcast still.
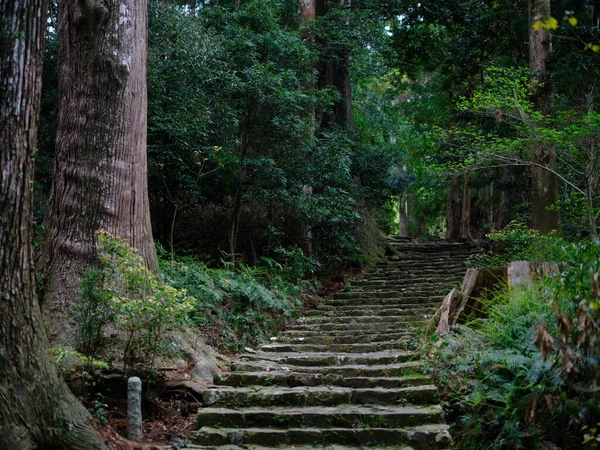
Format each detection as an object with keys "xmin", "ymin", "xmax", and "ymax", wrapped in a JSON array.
[{"xmin": 192, "ymin": 238, "xmax": 477, "ymax": 449}]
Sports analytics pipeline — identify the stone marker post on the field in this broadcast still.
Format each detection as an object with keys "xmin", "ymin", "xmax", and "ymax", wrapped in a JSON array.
[{"xmin": 127, "ymin": 376, "xmax": 143, "ymax": 440}]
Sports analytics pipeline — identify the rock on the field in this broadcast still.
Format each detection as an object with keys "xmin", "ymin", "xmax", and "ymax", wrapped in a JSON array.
[{"xmin": 508, "ymin": 261, "xmax": 558, "ymax": 290}]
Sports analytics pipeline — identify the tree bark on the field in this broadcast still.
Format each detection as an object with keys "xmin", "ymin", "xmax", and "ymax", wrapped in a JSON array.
[
  {"xmin": 0, "ymin": 0, "xmax": 108, "ymax": 447},
  {"xmin": 460, "ymin": 168, "xmax": 474, "ymax": 242},
  {"xmin": 399, "ymin": 193, "xmax": 409, "ymax": 237},
  {"xmin": 39, "ymin": 0, "xmax": 159, "ymax": 344},
  {"xmin": 446, "ymin": 171, "xmax": 461, "ymax": 240},
  {"xmin": 528, "ymin": 0, "xmax": 560, "ymax": 233}
]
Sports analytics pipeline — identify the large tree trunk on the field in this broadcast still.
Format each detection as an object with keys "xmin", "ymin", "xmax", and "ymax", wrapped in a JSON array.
[
  {"xmin": 446, "ymin": 171, "xmax": 461, "ymax": 240},
  {"xmin": 399, "ymin": 193, "xmax": 409, "ymax": 237},
  {"xmin": 528, "ymin": 0, "xmax": 560, "ymax": 233},
  {"xmin": 0, "ymin": 1, "xmax": 108, "ymax": 447},
  {"xmin": 315, "ymin": 0, "xmax": 353, "ymax": 131},
  {"xmin": 460, "ymin": 168, "xmax": 474, "ymax": 242},
  {"xmin": 299, "ymin": 0, "xmax": 315, "ymax": 255},
  {"xmin": 39, "ymin": 0, "xmax": 159, "ymax": 344}
]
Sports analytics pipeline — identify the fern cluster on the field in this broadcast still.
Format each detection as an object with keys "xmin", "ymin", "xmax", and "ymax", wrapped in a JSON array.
[{"xmin": 159, "ymin": 249, "xmax": 310, "ymax": 352}]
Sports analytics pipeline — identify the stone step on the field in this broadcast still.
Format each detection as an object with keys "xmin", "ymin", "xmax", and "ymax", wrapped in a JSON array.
[
  {"xmin": 239, "ymin": 350, "xmax": 415, "ymax": 367},
  {"xmin": 331, "ymin": 291, "xmax": 445, "ymax": 300},
  {"xmin": 298, "ymin": 314, "xmax": 427, "ymax": 325},
  {"xmin": 201, "ymin": 385, "xmax": 439, "ymax": 408},
  {"xmin": 288, "ymin": 321, "xmax": 426, "ymax": 332},
  {"xmin": 350, "ymin": 280, "xmax": 457, "ymax": 287},
  {"xmin": 308, "ymin": 305, "xmax": 436, "ymax": 316},
  {"xmin": 193, "ymin": 424, "xmax": 451, "ymax": 449},
  {"xmin": 196, "ymin": 405, "xmax": 443, "ymax": 429},
  {"xmin": 230, "ymin": 361, "xmax": 422, "ymax": 378},
  {"xmin": 186, "ymin": 445, "xmax": 442, "ymax": 450},
  {"xmin": 215, "ymin": 371, "xmax": 430, "ymax": 389},
  {"xmin": 326, "ymin": 296, "xmax": 441, "ymax": 306},
  {"xmin": 277, "ymin": 331, "xmax": 415, "ymax": 345},
  {"xmin": 259, "ymin": 340, "xmax": 407, "ymax": 353}
]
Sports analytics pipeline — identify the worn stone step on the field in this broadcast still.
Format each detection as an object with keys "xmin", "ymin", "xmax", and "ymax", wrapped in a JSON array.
[
  {"xmin": 240, "ymin": 350, "xmax": 415, "ymax": 367},
  {"xmin": 298, "ymin": 314, "xmax": 428, "ymax": 325},
  {"xmin": 193, "ymin": 424, "xmax": 451, "ymax": 449},
  {"xmin": 288, "ymin": 321, "xmax": 426, "ymax": 332},
  {"xmin": 326, "ymin": 296, "xmax": 441, "ymax": 306},
  {"xmin": 196, "ymin": 405, "xmax": 443, "ymax": 429},
  {"xmin": 201, "ymin": 385, "xmax": 439, "ymax": 408},
  {"xmin": 312, "ymin": 303, "xmax": 436, "ymax": 313},
  {"xmin": 231, "ymin": 360, "xmax": 422, "ymax": 378},
  {"xmin": 214, "ymin": 370, "xmax": 429, "ymax": 389},
  {"xmin": 277, "ymin": 331, "xmax": 415, "ymax": 345},
  {"xmin": 331, "ymin": 291, "xmax": 444, "ymax": 301},
  {"xmin": 259, "ymin": 340, "xmax": 408, "ymax": 353},
  {"xmin": 185, "ymin": 445, "xmax": 437, "ymax": 450}
]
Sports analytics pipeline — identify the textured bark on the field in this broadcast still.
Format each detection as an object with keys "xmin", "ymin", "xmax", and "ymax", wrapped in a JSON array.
[
  {"xmin": 40, "ymin": 0, "xmax": 158, "ymax": 344},
  {"xmin": 0, "ymin": 1, "xmax": 108, "ymax": 447},
  {"xmin": 299, "ymin": 0, "xmax": 316, "ymax": 23},
  {"xmin": 460, "ymin": 168, "xmax": 474, "ymax": 242},
  {"xmin": 315, "ymin": 0, "xmax": 353, "ymax": 130},
  {"xmin": 399, "ymin": 193, "xmax": 409, "ymax": 237},
  {"xmin": 446, "ymin": 172, "xmax": 461, "ymax": 240},
  {"xmin": 528, "ymin": 0, "xmax": 560, "ymax": 233}
]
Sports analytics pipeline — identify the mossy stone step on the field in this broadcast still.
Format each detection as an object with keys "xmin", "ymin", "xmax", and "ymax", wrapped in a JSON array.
[
  {"xmin": 278, "ymin": 331, "xmax": 415, "ymax": 345},
  {"xmin": 196, "ymin": 405, "xmax": 443, "ymax": 429},
  {"xmin": 193, "ymin": 424, "xmax": 451, "ymax": 449},
  {"xmin": 298, "ymin": 314, "xmax": 428, "ymax": 325},
  {"xmin": 240, "ymin": 350, "xmax": 415, "ymax": 367},
  {"xmin": 185, "ymin": 445, "xmax": 431, "ymax": 450},
  {"xmin": 312, "ymin": 307, "xmax": 437, "ymax": 317},
  {"xmin": 288, "ymin": 321, "xmax": 426, "ymax": 332},
  {"xmin": 260, "ymin": 340, "xmax": 407, "ymax": 353},
  {"xmin": 201, "ymin": 385, "xmax": 439, "ymax": 408},
  {"xmin": 215, "ymin": 371, "xmax": 429, "ymax": 389},
  {"xmin": 230, "ymin": 361, "xmax": 423, "ymax": 378}
]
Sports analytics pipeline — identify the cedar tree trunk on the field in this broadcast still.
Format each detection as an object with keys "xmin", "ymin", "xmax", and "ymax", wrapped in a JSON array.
[
  {"xmin": 460, "ymin": 168, "xmax": 474, "ymax": 242},
  {"xmin": 528, "ymin": 0, "xmax": 560, "ymax": 232},
  {"xmin": 0, "ymin": 0, "xmax": 108, "ymax": 447},
  {"xmin": 446, "ymin": 171, "xmax": 461, "ymax": 240},
  {"xmin": 39, "ymin": 0, "xmax": 159, "ymax": 344}
]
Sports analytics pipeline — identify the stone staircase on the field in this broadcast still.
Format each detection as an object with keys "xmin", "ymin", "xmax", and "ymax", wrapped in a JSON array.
[{"xmin": 192, "ymin": 238, "xmax": 476, "ymax": 449}]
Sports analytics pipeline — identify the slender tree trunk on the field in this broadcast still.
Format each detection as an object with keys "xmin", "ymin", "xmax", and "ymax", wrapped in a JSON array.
[
  {"xmin": 529, "ymin": 0, "xmax": 560, "ymax": 233},
  {"xmin": 460, "ymin": 168, "xmax": 474, "ymax": 242},
  {"xmin": 229, "ymin": 185, "xmax": 245, "ymax": 262},
  {"xmin": 446, "ymin": 171, "xmax": 461, "ymax": 240},
  {"xmin": 496, "ymin": 166, "xmax": 509, "ymax": 229},
  {"xmin": 39, "ymin": 0, "xmax": 158, "ymax": 344},
  {"xmin": 399, "ymin": 193, "xmax": 409, "ymax": 237},
  {"xmin": 299, "ymin": 0, "xmax": 315, "ymax": 255},
  {"xmin": 0, "ymin": 1, "xmax": 108, "ymax": 447}
]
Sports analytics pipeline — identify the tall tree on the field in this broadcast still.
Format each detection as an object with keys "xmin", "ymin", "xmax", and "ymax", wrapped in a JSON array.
[
  {"xmin": 529, "ymin": 0, "xmax": 560, "ymax": 232},
  {"xmin": 39, "ymin": 0, "xmax": 159, "ymax": 343},
  {"xmin": 0, "ymin": 0, "xmax": 108, "ymax": 447}
]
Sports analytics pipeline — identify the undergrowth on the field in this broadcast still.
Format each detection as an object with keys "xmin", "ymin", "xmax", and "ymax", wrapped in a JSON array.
[
  {"xmin": 429, "ymin": 234, "xmax": 600, "ymax": 449},
  {"xmin": 159, "ymin": 247, "xmax": 315, "ymax": 353}
]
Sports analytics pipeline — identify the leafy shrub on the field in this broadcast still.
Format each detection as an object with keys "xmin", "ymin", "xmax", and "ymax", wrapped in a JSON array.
[
  {"xmin": 160, "ymin": 248, "xmax": 306, "ymax": 352},
  {"xmin": 74, "ymin": 231, "xmax": 193, "ymax": 370},
  {"xmin": 471, "ymin": 221, "xmax": 568, "ymax": 266},
  {"xmin": 430, "ymin": 238, "xmax": 600, "ymax": 449}
]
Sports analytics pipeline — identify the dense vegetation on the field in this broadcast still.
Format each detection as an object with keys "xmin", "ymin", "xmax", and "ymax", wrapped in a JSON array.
[{"xmin": 2, "ymin": 0, "xmax": 600, "ymax": 446}]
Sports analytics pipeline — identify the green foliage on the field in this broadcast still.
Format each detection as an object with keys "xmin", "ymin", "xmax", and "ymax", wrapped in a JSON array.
[
  {"xmin": 159, "ymin": 247, "xmax": 306, "ymax": 352},
  {"xmin": 474, "ymin": 221, "xmax": 567, "ymax": 265},
  {"xmin": 430, "ymin": 238, "xmax": 600, "ymax": 449},
  {"xmin": 74, "ymin": 231, "xmax": 193, "ymax": 370}
]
